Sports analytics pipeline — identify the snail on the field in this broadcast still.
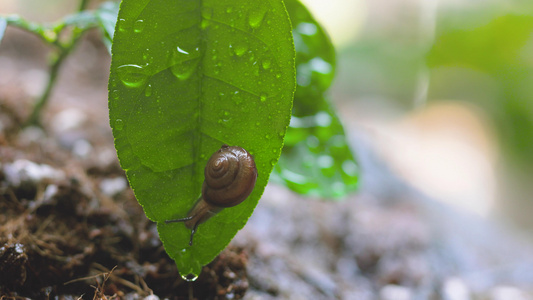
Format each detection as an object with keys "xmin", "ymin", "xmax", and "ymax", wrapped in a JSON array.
[{"xmin": 165, "ymin": 144, "xmax": 257, "ymax": 246}]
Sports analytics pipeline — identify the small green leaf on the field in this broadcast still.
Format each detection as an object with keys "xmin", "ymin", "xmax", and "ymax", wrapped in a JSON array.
[
  {"xmin": 273, "ymin": 0, "xmax": 359, "ymax": 198},
  {"xmin": 109, "ymin": 0, "xmax": 295, "ymax": 278}
]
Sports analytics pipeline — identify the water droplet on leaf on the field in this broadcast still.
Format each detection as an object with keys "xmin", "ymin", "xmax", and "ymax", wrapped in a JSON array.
[
  {"xmin": 117, "ymin": 64, "xmax": 148, "ymax": 88},
  {"xmin": 115, "ymin": 119, "xmax": 124, "ymax": 130},
  {"xmin": 170, "ymin": 47, "xmax": 200, "ymax": 80},
  {"xmin": 231, "ymin": 43, "xmax": 248, "ymax": 57},
  {"xmin": 201, "ymin": 7, "xmax": 213, "ymax": 19},
  {"xmin": 133, "ymin": 20, "xmax": 145, "ymax": 33},
  {"xmin": 262, "ymin": 59, "xmax": 271, "ymax": 69},
  {"xmin": 260, "ymin": 93, "xmax": 267, "ymax": 102},
  {"xmin": 145, "ymin": 84, "xmax": 152, "ymax": 97},
  {"xmin": 248, "ymin": 8, "xmax": 267, "ymax": 29},
  {"xmin": 117, "ymin": 19, "xmax": 127, "ymax": 32}
]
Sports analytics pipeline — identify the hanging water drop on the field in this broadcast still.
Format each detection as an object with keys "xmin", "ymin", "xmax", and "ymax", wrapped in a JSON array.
[{"xmin": 182, "ymin": 273, "xmax": 199, "ymax": 282}]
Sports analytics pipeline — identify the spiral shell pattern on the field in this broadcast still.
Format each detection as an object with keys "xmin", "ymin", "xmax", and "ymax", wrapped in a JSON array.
[{"xmin": 202, "ymin": 145, "xmax": 257, "ymax": 208}]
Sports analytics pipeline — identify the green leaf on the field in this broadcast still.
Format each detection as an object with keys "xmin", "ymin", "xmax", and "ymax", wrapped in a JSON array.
[
  {"xmin": 109, "ymin": 0, "xmax": 295, "ymax": 278},
  {"xmin": 95, "ymin": 1, "xmax": 120, "ymax": 54},
  {"xmin": 273, "ymin": 0, "xmax": 359, "ymax": 198}
]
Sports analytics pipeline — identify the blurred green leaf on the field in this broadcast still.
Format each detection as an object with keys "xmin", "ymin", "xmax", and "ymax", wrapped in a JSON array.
[
  {"xmin": 95, "ymin": 1, "xmax": 120, "ymax": 53},
  {"xmin": 427, "ymin": 13, "xmax": 533, "ymax": 169},
  {"xmin": 1, "ymin": 2, "xmax": 119, "ymax": 48},
  {"xmin": 0, "ymin": 17, "xmax": 6, "ymax": 43},
  {"xmin": 109, "ymin": 0, "xmax": 295, "ymax": 278},
  {"xmin": 273, "ymin": 0, "xmax": 359, "ymax": 198},
  {"xmin": 428, "ymin": 14, "xmax": 533, "ymax": 72}
]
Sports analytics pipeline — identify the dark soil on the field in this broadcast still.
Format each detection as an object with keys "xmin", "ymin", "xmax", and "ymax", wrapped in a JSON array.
[
  {"xmin": 0, "ymin": 28, "xmax": 247, "ymax": 299},
  {"xmin": 2, "ymin": 26, "xmax": 533, "ymax": 300}
]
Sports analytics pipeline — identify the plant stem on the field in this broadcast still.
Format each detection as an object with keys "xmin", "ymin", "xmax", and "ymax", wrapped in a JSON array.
[
  {"xmin": 78, "ymin": 0, "xmax": 90, "ymax": 12},
  {"xmin": 25, "ymin": 52, "xmax": 66, "ymax": 126},
  {"xmin": 25, "ymin": 33, "xmax": 83, "ymax": 127}
]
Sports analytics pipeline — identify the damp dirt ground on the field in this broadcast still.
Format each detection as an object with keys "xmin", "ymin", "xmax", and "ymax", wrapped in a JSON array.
[{"xmin": 2, "ymin": 27, "xmax": 533, "ymax": 300}]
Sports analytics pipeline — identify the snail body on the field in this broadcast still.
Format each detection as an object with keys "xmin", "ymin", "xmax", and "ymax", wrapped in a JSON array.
[{"xmin": 166, "ymin": 145, "xmax": 257, "ymax": 245}]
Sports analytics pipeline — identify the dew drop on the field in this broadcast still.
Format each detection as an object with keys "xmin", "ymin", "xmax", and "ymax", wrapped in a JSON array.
[
  {"xmin": 117, "ymin": 18, "xmax": 127, "ymax": 32},
  {"xmin": 265, "ymin": 134, "xmax": 271, "ymax": 139},
  {"xmin": 133, "ymin": 19, "xmax": 145, "ymax": 33},
  {"xmin": 115, "ymin": 119, "xmax": 124, "ymax": 130},
  {"xmin": 110, "ymin": 89, "xmax": 119, "ymax": 100},
  {"xmin": 182, "ymin": 273, "xmax": 199, "ymax": 282},
  {"xmin": 170, "ymin": 47, "xmax": 200, "ymax": 80},
  {"xmin": 262, "ymin": 59, "xmax": 271, "ymax": 69},
  {"xmin": 248, "ymin": 8, "xmax": 267, "ymax": 29},
  {"xmin": 144, "ymin": 84, "xmax": 152, "ymax": 97},
  {"xmin": 177, "ymin": 47, "xmax": 189, "ymax": 55},
  {"xmin": 275, "ymin": 73, "xmax": 281, "ymax": 79},
  {"xmin": 231, "ymin": 43, "xmax": 248, "ymax": 57},
  {"xmin": 201, "ymin": 7, "xmax": 213, "ymax": 19},
  {"xmin": 233, "ymin": 91, "xmax": 243, "ymax": 105},
  {"xmin": 260, "ymin": 93, "xmax": 267, "ymax": 102},
  {"xmin": 116, "ymin": 64, "xmax": 148, "ymax": 88},
  {"xmin": 226, "ymin": 6, "xmax": 233, "ymax": 13}
]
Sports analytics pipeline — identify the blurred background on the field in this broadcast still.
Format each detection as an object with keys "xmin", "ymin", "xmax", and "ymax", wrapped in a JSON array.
[
  {"xmin": 301, "ymin": 0, "xmax": 533, "ymax": 231},
  {"xmin": 1, "ymin": 0, "xmax": 533, "ymax": 231}
]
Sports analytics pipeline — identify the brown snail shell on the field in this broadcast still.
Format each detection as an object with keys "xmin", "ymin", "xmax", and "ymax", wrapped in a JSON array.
[{"xmin": 165, "ymin": 145, "xmax": 257, "ymax": 246}]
